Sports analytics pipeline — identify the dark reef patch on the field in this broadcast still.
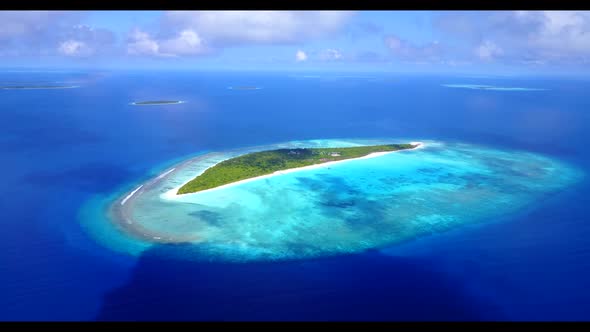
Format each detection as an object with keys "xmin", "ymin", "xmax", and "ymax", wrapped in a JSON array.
[{"xmin": 188, "ymin": 210, "xmax": 224, "ymax": 227}]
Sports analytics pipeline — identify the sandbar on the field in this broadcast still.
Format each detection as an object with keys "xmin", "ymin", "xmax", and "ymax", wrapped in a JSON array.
[{"xmin": 131, "ymin": 100, "xmax": 185, "ymax": 105}]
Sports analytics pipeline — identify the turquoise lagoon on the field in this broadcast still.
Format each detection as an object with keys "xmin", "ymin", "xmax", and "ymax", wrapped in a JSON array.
[{"xmin": 83, "ymin": 138, "xmax": 583, "ymax": 262}]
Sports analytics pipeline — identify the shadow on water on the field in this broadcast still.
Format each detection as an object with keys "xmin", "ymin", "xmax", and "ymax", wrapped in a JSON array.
[{"xmin": 96, "ymin": 245, "xmax": 503, "ymax": 321}]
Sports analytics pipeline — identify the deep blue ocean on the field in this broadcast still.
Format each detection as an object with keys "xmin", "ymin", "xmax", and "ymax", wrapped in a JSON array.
[{"xmin": 1, "ymin": 70, "xmax": 589, "ymax": 321}]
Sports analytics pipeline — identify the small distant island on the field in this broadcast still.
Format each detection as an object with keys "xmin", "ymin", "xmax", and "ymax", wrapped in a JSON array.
[
  {"xmin": 177, "ymin": 143, "xmax": 418, "ymax": 195},
  {"xmin": 442, "ymin": 84, "xmax": 545, "ymax": 91},
  {"xmin": 1, "ymin": 85, "xmax": 78, "ymax": 90},
  {"xmin": 131, "ymin": 100, "xmax": 185, "ymax": 105},
  {"xmin": 228, "ymin": 86, "xmax": 261, "ymax": 90},
  {"xmin": 467, "ymin": 85, "xmax": 495, "ymax": 90}
]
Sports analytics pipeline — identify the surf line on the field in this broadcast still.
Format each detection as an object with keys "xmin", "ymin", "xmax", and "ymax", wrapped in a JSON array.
[
  {"xmin": 156, "ymin": 168, "xmax": 176, "ymax": 180},
  {"xmin": 121, "ymin": 185, "xmax": 143, "ymax": 206}
]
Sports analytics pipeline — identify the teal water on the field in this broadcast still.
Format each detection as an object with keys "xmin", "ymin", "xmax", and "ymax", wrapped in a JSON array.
[{"xmin": 83, "ymin": 138, "xmax": 582, "ymax": 262}]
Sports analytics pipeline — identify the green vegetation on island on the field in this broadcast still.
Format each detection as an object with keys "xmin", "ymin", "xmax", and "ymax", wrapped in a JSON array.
[
  {"xmin": 177, "ymin": 143, "xmax": 416, "ymax": 194},
  {"xmin": 132, "ymin": 100, "xmax": 183, "ymax": 105}
]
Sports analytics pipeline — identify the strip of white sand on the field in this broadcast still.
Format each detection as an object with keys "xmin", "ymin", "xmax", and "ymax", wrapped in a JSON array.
[
  {"xmin": 161, "ymin": 142, "xmax": 424, "ymax": 200},
  {"xmin": 130, "ymin": 100, "xmax": 186, "ymax": 106},
  {"xmin": 121, "ymin": 185, "xmax": 143, "ymax": 205}
]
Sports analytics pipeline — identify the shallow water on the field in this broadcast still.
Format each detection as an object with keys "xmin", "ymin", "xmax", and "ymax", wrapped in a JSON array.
[{"xmin": 86, "ymin": 138, "xmax": 582, "ymax": 262}]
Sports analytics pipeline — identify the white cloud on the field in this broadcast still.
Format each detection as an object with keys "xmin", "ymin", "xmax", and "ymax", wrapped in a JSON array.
[
  {"xmin": 162, "ymin": 11, "xmax": 354, "ymax": 46},
  {"xmin": 127, "ymin": 29, "xmax": 161, "ymax": 56},
  {"xmin": 319, "ymin": 48, "xmax": 343, "ymax": 61},
  {"xmin": 127, "ymin": 28, "xmax": 210, "ymax": 57},
  {"xmin": 525, "ymin": 11, "xmax": 590, "ymax": 58},
  {"xmin": 124, "ymin": 11, "xmax": 353, "ymax": 57},
  {"xmin": 160, "ymin": 29, "xmax": 207, "ymax": 56},
  {"xmin": 58, "ymin": 40, "xmax": 90, "ymax": 56},
  {"xmin": 436, "ymin": 11, "xmax": 590, "ymax": 64},
  {"xmin": 295, "ymin": 50, "xmax": 307, "ymax": 62},
  {"xmin": 475, "ymin": 40, "xmax": 503, "ymax": 61}
]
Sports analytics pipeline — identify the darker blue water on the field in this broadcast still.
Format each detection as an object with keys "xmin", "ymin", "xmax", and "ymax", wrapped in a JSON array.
[{"xmin": 1, "ymin": 70, "xmax": 589, "ymax": 320}]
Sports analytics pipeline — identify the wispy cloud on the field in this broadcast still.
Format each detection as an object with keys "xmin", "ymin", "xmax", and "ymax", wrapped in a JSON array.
[
  {"xmin": 162, "ymin": 11, "xmax": 354, "ymax": 46},
  {"xmin": 475, "ymin": 40, "xmax": 503, "ymax": 61},
  {"xmin": 58, "ymin": 40, "xmax": 88, "ymax": 56},
  {"xmin": 0, "ymin": 12, "xmax": 115, "ymax": 58},
  {"xmin": 319, "ymin": 48, "xmax": 343, "ymax": 61},
  {"xmin": 384, "ymin": 34, "xmax": 443, "ymax": 61}
]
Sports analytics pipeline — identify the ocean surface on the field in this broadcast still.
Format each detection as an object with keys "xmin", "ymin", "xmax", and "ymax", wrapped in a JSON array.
[{"xmin": 1, "ymin": 70, "xmax": 589, "ymax": 321}]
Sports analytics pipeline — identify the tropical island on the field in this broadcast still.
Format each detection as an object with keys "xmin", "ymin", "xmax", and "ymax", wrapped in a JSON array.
[
  {"xmin": 1, "ymin": 85, "xmax": 78, "ymax": 90},
  {"xmin": 177, "ymin": 143, "xmax": 418, "ymax": 195},
  {"xmin": 228, "ymin": 86, "xmax": 261, "ymax": 90},
  {"xmin": 99, "ymin": 138, "xmax": 582, "ymax": 258},
  {"xmin": 131, "ymin": 100, "xmax": 184, "ymax": 105}
]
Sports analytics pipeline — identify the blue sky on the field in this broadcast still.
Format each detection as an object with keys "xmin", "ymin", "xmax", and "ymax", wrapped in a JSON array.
[{"xmin": 1, "ymin": 10, "xmax": 589, "ymax": 75}]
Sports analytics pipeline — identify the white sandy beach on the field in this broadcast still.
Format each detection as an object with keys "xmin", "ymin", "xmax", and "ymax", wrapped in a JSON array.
[{"xmin": 161, "ymin": 142, "xmax": 424, "ymax": 200}]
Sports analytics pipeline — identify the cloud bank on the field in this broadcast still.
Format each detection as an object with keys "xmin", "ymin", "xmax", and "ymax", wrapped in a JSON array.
[
  {"xmin": 384, "ymin": 35, "xmax": 443, "ymax": 61},
  {"xmin": 162, "ymin": 11, "xmax": 353, "ymax": 46},
  {"xmin": 1, "ymin": 10, "xmax": 589, "ymax": 72},
  {"xmin": 128, "ymin": 11, "xmax": 354, "ymax": 58},
  {"xmin": 435, "ymin": 11, "xmax": 590, "ymax": 65},
  {"xmin": 0, "ymin": 11, "xmax": 115, "ymax": 58}
]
